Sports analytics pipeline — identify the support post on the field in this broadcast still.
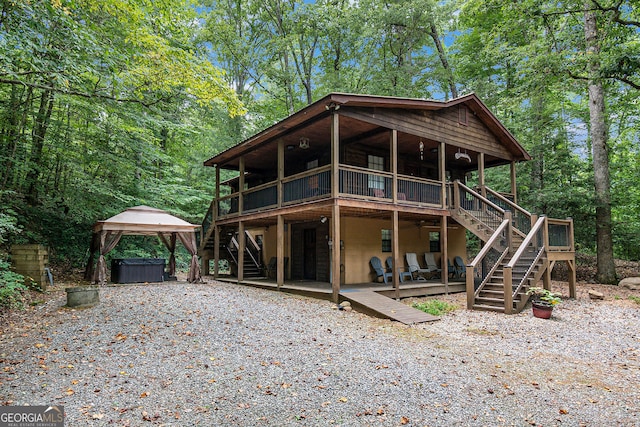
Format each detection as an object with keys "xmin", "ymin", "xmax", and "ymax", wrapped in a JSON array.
[
  {"xmin": 277, "ymin": 139, "xmax": 284, "ymax": 207},
  {"xmin": 442, "ymin": 216, "xmax": 448, "ymax": 292},
  {"xmin": 504, "ymin": 266, "xmax": 513, "ymax": 314},
  {"xmin": 510, "ymin": 161, "xmax": 517, "ymax": 204},
  {"xmin": 331, "ymin": 204, "xmax": 341, "ymax": 303},
  {"xmin": 213, "ymin": 226, "xmax": 220, "ymax": 279},
  {"xmin": 440, "ymin": 142, "xmax": 446, "ymax": 208},
  {"xmin": 391, "ymin": 130, "xmax": 398, "ymax": 203},
  {"xmin": 238, "ymin": 157, "xmax": 245, "ymax": 214},
  {"xmin": 277, "ymin": 215, "xmax": 284, "ymax": 289},
  {"xmin": 238, "ymin": 222, "xmax": 245, "ymax": 283},
  {"xmin": 392, "ymin": 210, "xmax": 400, "ymax": 300},
  {"xmin": 478, "ymin": 152, "xmax": 486, "ymax": 198},
  {"xmin": 331, "ymin": 111, "xmax": 339, "ymax": 198}
]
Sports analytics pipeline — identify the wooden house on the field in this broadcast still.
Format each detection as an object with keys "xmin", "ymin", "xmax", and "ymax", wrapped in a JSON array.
[{"xmin": 198, "ymin": 93, "xmax": 576, "ymax": 316}]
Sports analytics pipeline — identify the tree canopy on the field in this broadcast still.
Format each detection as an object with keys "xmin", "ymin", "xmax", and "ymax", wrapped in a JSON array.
[{"xmin": 1, "ymin": 0, "xmax": 638, "ymax": 277}]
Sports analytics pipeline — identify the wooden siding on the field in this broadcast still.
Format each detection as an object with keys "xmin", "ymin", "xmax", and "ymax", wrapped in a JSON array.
[{"xmin": 339, "ymin": 107, "xmax": 514, "ymax": 160}]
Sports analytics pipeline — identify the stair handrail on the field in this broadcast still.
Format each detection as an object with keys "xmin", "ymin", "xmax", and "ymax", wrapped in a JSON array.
[
  {"xmin": 455, "ymin": 181, "xmax": 506, "ymax": 216},
  {"xmin": 228, "ymin": 233, "xmax": 261, "ymax": 270},
  {"xmin": 503, "ymin": 216, "xmax": 547, "ymax": 311},
  {"xmin": 244, "ymin": 230, "xmax": 262, "ymax": 268},
  {"xmin": 482, "ymin": 186, "xmax": 532, "ymax": 235},
  {"xmin": 465, "ymin": 217, "xmax": 511, "ymax": 309}
]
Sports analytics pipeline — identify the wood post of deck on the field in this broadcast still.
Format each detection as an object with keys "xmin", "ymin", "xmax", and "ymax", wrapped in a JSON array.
[
  {"xmin": 238, "ymin": 157, "xmax": 245, "ymax": 214},
  {"xmin": 331, "ymin": 204, "xmax": 341, "ymax": 303},
  {"xmin": 567, "ymin": 217, "xmax": 576, "ymax": 298},
  {"xmin": 277, "ymin": 139, "xmax": 284, "ymax": 207},
  {"xmin": 439, "ymin": 141, "xmax": 446, "ymax": 208},
  {"xmin": 466, "ymin": 265, "xmax": 474, "ymax": 309},
  {"xmin": 441, "ymin": 216, "xmax": 448, "ymax": 293},
  {"xmin": 478, "ymin": 152, "xmax": 486, "ymax": 198},
  {"xmin": 238, "ymin": 221, "xmax": 245, "ymax": 282},
  {"xmin": 330, "ymin": 111, "xmax": 339, "ymax": 198},
  {"xmin": 392, "ymin": 210, "xmax": 400, "ymax": 300},
  {"xmin": 213, "ymin": 225, "xmax": 220, "ymax": 279},
  {"xmin": 510, "ymin": 161, "xmax": 517, "ymax": 204},
  {"xmin": 277, "ymin": 214, "xmax": 284, "ymax": 289},
  {"xmin": 542, "ymin": 216, "xmax": 551, "ymax": 291},
  {"xmin": 503, "ymin": 266, "xmax": 513, "ymax": 314},
  {"xmin": 391, "ymin": 130, "xmax": 398, "ymax": 203}
]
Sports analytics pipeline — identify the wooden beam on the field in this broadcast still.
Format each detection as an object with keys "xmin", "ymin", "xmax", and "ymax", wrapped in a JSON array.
[
  {"xmin": 440, "ymin": 141, "xmax": 446, "ymax": 208},
  {"xmin": 392, "ymin": 210, "xmax": 400, "ymax": 300},
  {"xmin": 278, "ymin": 139, "xmax": 284, "ymax": 207},
  {"xmin": 331, "ymin": 112, "xmax": 340, "ymax": 198},
  {"xmin": 215, "ymin": 166, "xmax": 220, "ymax": 220},
  {"xmin": 238, "ymin": 221, "xmax": 245, "ymax": 282},
  {"xmin": 213, "ymin": 225, "xmax": 220, "ymax": 279},
  {"xmin": 331, "ymin": 203, "xmax": 341, "ymax": 303},
  {"xmin": 391, "ymin": 129, "xmax": 398, "ymax": 203},
  {"xmin": 510, "ymin": 161, "xmax": 517, "ymax": 204},
  {"xmin": 238, "ymin": 157, "xmax": 245, "ymax": 214},
  {"xmin": 442, "ymin": 216, "xmax": 449, "ymax": 293},
  {"xmin": 277, "ymin": 215, "xmax": 284, "ymax": 289},
  {"xmin": 478, "ymin": 152, "xmax": 486, "ymax": 198}
]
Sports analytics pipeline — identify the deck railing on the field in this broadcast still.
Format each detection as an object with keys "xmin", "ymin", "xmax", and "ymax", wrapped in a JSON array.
[
  {"xmin": 210, "ymin": 164, "xmax": 446, "ymax": 221},
  {"xmin": 547, "ymin": 218, "xmax": 573, "ymax": 251},
  {"xmin": 398, "ymin": 175, "xmax": 442, "ymax": 206},
  {"xmin": 339, "ymin": 165, "xmax": 392, "ymax": 199},
  {"xmin": 283, "ymin": 166, "xmax": 331, "ymax": 204},
  {"xmin": 243, "ymin": 181, "xmax": 278, "ymax": 212}
]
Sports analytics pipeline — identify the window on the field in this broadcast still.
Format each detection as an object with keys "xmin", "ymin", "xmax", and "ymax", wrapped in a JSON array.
[
  {"xmin": 458, "ymin": 105, "xmax": 468, "ymax": 125},
  {"xmin": 381, "ymin": 229, "xmax": 391, "ymax": 252},
  {"xmin": 429, "ymin": 232, "xmax": 441, "ymax": 253},
  {"xmin": 368, "ymin": 154, "xmax": 385, "ymax": 191}
]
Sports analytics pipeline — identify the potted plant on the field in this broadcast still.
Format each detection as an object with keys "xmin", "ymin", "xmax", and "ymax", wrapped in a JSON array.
[{"xmin": 526, "ymin": 287, "xmax": 561, "ymax": 319}]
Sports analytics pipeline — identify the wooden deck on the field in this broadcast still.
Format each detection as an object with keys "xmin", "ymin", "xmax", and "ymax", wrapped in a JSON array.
[
  {"xmin": 339, "ymin": 289, "xmax": 439, "ymax": 324},
  {"xmin": 208, "ymin": 275, "xmax": 464, "ymax": 323}
]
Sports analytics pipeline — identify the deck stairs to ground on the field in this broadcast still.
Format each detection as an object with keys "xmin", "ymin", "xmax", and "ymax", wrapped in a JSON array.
[
  {"xmin": 222, "ymin": 232, "xmax": 263, "ymax": 278},
  {"xmin": 339, "ymin": 290, "xmax": 439, "ymax": 324},
  {"xmin": 450, "ymin": 181, "xmax": 550, "ymax": 314}
]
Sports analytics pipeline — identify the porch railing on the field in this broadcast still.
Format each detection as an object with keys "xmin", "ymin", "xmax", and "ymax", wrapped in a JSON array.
[
  {"xmin": 547, "ymin": 218, "xmax": 574, "ymax": 251},
  {"xmin": 454, "ymin": 181, "xmax": 505, "ymax": 232},
  {"xmin": 398, "ymin": 175, "xmax": 442, "ymax": 206},
  {"xmin": 283, "ymin": 166, "xmax": 331, "ymax": 204},
  {"xmin": 243, "ymin": 181, "xmax": 277, "ymax": 212},
  {"xmin": 339, "ymin": 165, "xmax": 392, "ymax": 199}
]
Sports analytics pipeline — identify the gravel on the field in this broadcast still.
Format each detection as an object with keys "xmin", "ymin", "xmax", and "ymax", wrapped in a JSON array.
[{"xmin": 1, "ymin": 281, "xmax": 639, "ymax": 426}]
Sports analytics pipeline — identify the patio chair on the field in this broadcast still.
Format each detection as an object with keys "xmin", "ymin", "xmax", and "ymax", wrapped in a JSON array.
[
  {"xmin": 405, "ymin": 253, "xmax": 429, "ymax": 280},
  {"xmin": 423, "ymin": 253, "xmax": 442, "ymax": 279},
  {"xmin": 370, "ymin": 256, "xmax": 392, "ymax": 284},
  {"xmin": 386, "ymin": 256, "xmax": 413, "ymax": 282},
  {"xmin": 265, "ymin": 257, "xmax": 288, "ymax": 279},
  {"xmin": 453, "ymin": 256, "xmax": 466, "ymax": 279}
]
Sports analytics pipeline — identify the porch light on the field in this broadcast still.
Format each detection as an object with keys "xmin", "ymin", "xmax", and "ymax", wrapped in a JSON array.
[
  {"xmin": 299, "ymin": 137, "xmax": 310, "ymax": 149},
  {"xmin": 419, "ymin": 140, "xmax": 424, "ymax": 160}
]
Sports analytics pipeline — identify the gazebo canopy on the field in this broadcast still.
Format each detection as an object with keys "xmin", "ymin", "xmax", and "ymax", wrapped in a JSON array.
[
  {"xmin": 87, "ymin": 205, "xmax": 202, "ymax": 284},
  {"xmin": 93, "ymin": 205, "xmax": 200, "ymax": 235}
]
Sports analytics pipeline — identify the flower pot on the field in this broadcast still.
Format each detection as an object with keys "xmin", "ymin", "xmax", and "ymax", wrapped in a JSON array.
[{"xmin": 531, "ymin": 301, "xmax": 553, "ymax": 319}]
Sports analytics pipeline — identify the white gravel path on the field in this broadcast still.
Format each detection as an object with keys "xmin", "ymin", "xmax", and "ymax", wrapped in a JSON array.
[{"xmin": 1, "ymin": 281, "xmax": 639, "ymax": 426}]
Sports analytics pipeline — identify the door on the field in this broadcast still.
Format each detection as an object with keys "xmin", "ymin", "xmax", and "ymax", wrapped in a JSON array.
[{"xmin": 303, "ymin": 228, "xmax": 316, "ymax": 280}]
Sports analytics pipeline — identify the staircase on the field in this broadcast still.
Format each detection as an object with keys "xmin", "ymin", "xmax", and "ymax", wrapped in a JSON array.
[
  {"xmin": 223, "ymin": 231, "xmax": 264, "ymax": 278},
  {"xmin": 451, "ymin": 181, "xmax": 551, "ymax": 314}
]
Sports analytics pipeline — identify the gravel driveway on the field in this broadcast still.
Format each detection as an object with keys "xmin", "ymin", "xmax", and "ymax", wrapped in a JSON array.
[{"xmin": 1, "ymin": 281, "xmax": 639, "ymax": 426}]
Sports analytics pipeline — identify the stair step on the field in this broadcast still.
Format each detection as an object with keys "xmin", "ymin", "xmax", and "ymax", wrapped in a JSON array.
[{"xmin": 473, "ymin": 304, "xmax": 505, "ymax": 313}]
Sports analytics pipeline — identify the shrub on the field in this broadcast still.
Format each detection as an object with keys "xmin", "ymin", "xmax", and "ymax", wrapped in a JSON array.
[
  {"xmin": 0, "ymin": 258, "xmax": 28, "ymax": 309},
  {"xmin": 412, "ymin": 299, "xmax": 457, "ymax": 316}
]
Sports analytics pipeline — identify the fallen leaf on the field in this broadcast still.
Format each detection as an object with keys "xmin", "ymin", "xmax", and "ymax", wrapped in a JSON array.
[
  {"xmin": 559, "ymin": 408, "xmax": 568, "ymax": 415},
  {"xmin": 140, "ymin": 391, "xmax": 149, "ymax": 398},
  {"xmin": 338, "ymin": 397, "xmax": 348, "ymax": 403},
  {"xmin": 400, "ymin": 416, "xmax": 410, "ymax": 425}
]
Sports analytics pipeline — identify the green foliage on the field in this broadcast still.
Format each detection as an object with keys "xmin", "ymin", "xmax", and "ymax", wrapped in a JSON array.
[
  {"xmin": 629, "ymin": 296, "xmax": 640, "ymax": 305},
  {"xmin": 527, "ymin": 287, "xmax": 562, "ymax": 306},
  {"xmin": 412, "ymin": 299, "xmax": 457, "ymax": 316},
  {"xmin": 0, "ymin": 258, "xmax": 28, "ymax": 309}
]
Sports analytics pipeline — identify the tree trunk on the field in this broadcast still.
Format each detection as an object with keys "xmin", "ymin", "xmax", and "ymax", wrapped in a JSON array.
[
  {"xmin": 584, "ymin": 3, "xmax": 616, "ymax": 284},
  {"xmin": 428, "ymin": 22, "xmax": 458, "ymax": 99},
  {"xmin": 26, "ymin": 88, "xmax": 55, "ymax": 203}
]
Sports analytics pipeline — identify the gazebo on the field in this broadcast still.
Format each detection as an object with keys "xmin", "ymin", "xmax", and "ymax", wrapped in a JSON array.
[{"xmin": 85, "ymin": 206, "xmax": 202, "ymax": 285}]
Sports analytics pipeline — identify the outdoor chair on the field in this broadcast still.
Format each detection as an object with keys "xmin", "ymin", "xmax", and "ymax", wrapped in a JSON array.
[
  {"xmin": 453, "ymin": 256, "xmax": 466, "ymax": 279},
  {"xmin": 405, "ymin": 253, "xmax": 429, "ymax": 280},
  {"xmin": 265, "ymin": 257, "xmax": 288, "ymax": 279},
  {"xmin": 385, "ymin": 256, "xmax": 413, "ymax": 282},
  {"xmin": 423, "ymin": 253, "xmax": 442, "ymax": 279},
  {"xmin": 370, "ymin": 256, "xmax": 392, "ymax": 284}
]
